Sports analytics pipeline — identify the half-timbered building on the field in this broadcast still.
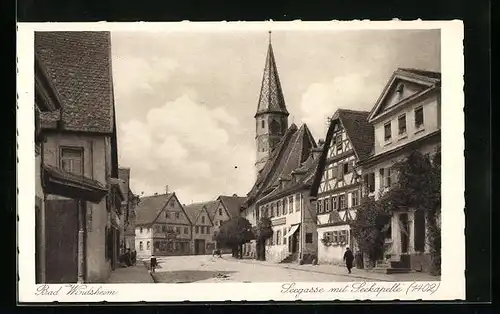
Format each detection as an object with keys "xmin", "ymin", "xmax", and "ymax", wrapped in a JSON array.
[
  {"xmin": 135, "ymin": 191, "xmax": 192, "ymax": 258},
  {"xmin": 315, "ymin": 109, "xmax": 374, "ymax": 265},
  {"xmin": 184, "ymin": 201, "xmax": 217, "ymax": 255}
]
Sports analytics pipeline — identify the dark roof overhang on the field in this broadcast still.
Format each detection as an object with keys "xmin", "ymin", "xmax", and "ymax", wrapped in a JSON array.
[{"xmin": 42, "ymin": 165, "xmax": 108, "ymax": 204}]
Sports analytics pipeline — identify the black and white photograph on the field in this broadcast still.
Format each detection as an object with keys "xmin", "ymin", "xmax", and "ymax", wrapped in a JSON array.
[{"xmin": 18, "ymin": 21, "xmax": 464, "ymax": 302}]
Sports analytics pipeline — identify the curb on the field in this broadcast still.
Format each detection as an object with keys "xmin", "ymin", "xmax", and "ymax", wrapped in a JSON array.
[{"xmin": 230, "ymin": 258, "xmax": 393, "ymax": 282}]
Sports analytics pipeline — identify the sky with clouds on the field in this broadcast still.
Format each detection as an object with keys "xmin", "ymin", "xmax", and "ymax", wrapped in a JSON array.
[{"xmin": 111, "ymin": 28, "xmax": 440, "ymax": 204}]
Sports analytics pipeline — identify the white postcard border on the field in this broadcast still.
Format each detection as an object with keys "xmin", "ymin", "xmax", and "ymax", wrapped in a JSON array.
[{"xmin": 17, "ymin": 20, "xmax": 465, "ymax": 302}]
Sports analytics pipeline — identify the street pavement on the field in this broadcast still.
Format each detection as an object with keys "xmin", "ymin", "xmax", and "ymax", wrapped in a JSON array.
[{"xmin": 149, "ymin": 254, "xmax": 439, "ymax": 283}]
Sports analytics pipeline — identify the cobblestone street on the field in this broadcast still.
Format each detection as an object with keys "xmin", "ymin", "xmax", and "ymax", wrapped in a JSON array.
[{"xmin": 147, "ymin": 255, "xmax": 439, "ymax": 283}]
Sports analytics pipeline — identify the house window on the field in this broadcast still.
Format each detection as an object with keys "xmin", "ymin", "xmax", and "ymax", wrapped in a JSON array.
[
  {"xmin": 332, "ymin": 231, "xmax": 339, "ymax": 243},
  {"xmin": 162, "ymin": 225, "xmax": 167, "ymax": 232},
  {"xmin": 332, "ymin": 196, "xmax": 338, "ymax": 210},
  {"xmin": 147, "ymin": 241, "xmax": 150, "ymax": 250},
  {"xmin": 139, "ymin": 241, "xmax": 143, "ymax": 251},
  {"xmin": 175, "ymin": 212, "xmax": 180, "ymax": 219},
  {"xmin": 352, "ymin": 191, "xmax": 359, "ymax": 207},
  {"xmin": 324, "ymin": 232, "xmax": 332, "ymax": 242},
  {"xmin": 140, "ymin": 227, "xmax": 143, "ymax": 233},
  {"xmin": 277, "ymin": 201, "xmax": 282, "ymax": 216},
  {"xmin": 396, "ymin": 83, "xmax": 405, "ymax": 97},
  {"xmin": 317, "ymin": 200, "xmax": 323, "ymax": 214},
  {"xmin": 343, "ymin": 163, "xmax": 349, "ymax": 175},
  {"xmin": 324, "ymin": 197, "xmax": 331, "ymax": 212},
  {"xmin": 339, "ymin": 230, "xmax": 347, "ymax": 243},
  {"xmin": 296, "ymin": 194, "xmax": 300, "ymax": 212},
  {"xmin": 306, "ymin": 233, "xmax": 313, "ymax": 244},
  {"xmin": 195, "ymin": 226, "xmax": 199, "ymax": 233},
  {"xmin": 202, "ymin": 216, "xmax": 205, "ymax": 224},
  {"xmin": 368, "ymin": 173, "xmax": 375, "ymax": 193},
  {"xmin": 398, "ymin": 114, "xmax": 407, "ymax": 135},
  {"xmin": 184, "ymin": 227, "xmax": 188, "ymax": 234},
  {"xmin": 219, "ymin": 208, "xmax": 222, "ymax": 216},
  {"xmin": 336, "ymin": 134, "xmax": 343, "ymax": 152},
  {"xmin": 60, "ymin": 147, "xmax": 83, "ymax": 175},
  {"xmin": 339, "ymin": 194, "xmax": 346, "ymax": 209},
  {"xmin": 277, "ymin": 230, "xmax": 281, "ymax": 245},
  {"xmin": 384, "ymin": 122, "xmax": 392, "ymax": 141},
  {"xmin": 289, "ymin": 196, "xmax": 294, "ymax": 213},
  {"xmin": 176, "ymin": 227, "xmax": 180, "ymax": 234},
  {"xmin": 385, "ymin": 168, "xmax": 392, "ymax": 187},
  {"xmin": 380, "ymin": 168, "xmax": 386, "ymax": 188},
  {"xmin": 415, "ymin": 106, "xmax": 424, "ymax": 128},
  {"xmin": 207, "ymin": 226, "xmax": 211, "ymax": 234}
]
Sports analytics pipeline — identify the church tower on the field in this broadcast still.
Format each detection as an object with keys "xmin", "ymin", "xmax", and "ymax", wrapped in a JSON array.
[{"xmin": 255, "ymin": 31, "xmax": 289, "ymax": 174}]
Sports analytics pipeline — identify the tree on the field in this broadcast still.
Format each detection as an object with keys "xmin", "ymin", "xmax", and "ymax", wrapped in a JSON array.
[
  {"xmin": 350, "ymin": 196, "xmax": 391, "ymax": 267},
  {"xmin": 253, "ymin": 217, "xmax": 273, "ymax": 261},
  {"xmin": 214, "ymin": 216, "xmax": 254, "ymax": 259},
  {"xmin": 379, "ymin": 149, "xmax": 441, "ymax": 275}
]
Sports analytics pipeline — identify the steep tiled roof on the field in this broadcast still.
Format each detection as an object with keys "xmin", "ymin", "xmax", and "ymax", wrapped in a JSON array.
[
  {"xmin": 35, "ymin": 31, "xmax": 114, "ymax": 133},
  {"xmin": 336, "ymin": 109, "xmax": 374, "ymax": 161},
  {"xmin": 135, "ymin": 193, "xmax": 174, "ymax": 225},
  {"xmin": 244, "ymin": 123, "xmax": 317, "ymax": 207},
  {"xmin": 255, "ymin": 36, "xmax": 289, "ymax": 117},
  {"xmin": 258, "ymin": 151, "xmax": 321, "ymax": 204},
  {"xmin": 218, "ymin": 195, "xmax": 247, "ymax": 218},
  {"xmin": 184, "ymin": 201, "xmax": 218, "ymax": 224}
]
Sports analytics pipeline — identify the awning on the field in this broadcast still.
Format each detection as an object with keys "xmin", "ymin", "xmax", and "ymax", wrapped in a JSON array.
[
  {"xmin": 43, "ymin": 164, "xmax": 108, "ymax": 204},
  {"xmin": 284, "ymin": 224, "xmax": 300, "ymax": 238}
]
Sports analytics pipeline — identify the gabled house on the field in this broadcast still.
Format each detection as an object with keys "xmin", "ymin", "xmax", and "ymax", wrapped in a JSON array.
[
  {"xmin": 313, "ymin": 109, "xmax": 374, "ymax": 265},
  {"xmin": 36, "ymin": 31, "xmax": 124, "ymax": 283},
  {"xmin": 242, "ymin": 123, "xmax": 321, "ymax": 263},
  {"xmin": 358, "ymin": 68, "xmax": 441, "ymax": 272},
  {"xmin": 184, "ymin": 201, "xmax": 217, "ymax": 255},
  {"xmin": 134, "ymin": 191, "xmax": 192, "ymax": 258},
  {"xmin": 208, "ymin": 195, "xmax": 247, "ymax": 253}
]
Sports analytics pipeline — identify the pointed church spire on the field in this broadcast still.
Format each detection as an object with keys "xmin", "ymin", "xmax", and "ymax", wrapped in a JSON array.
[{"xmin": 255, "ymin": 32, "xmax": 289, "ymax": 118}]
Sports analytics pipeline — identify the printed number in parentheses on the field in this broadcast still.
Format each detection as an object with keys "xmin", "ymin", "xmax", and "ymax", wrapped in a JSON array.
[{"xmin": 405, "ymin": 282, "xmax": 441, "ymax": 295}]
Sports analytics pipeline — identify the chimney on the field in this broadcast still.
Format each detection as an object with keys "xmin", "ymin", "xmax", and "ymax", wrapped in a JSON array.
[{"xmin": 165, "ymin": 185, "xmax": 169, "ymax": 194}]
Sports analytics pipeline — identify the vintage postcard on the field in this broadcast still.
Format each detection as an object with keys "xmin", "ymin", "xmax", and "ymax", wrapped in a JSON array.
[{"xmin": 17, "ymin": 20, "xmax": 464, "ymax": 302}]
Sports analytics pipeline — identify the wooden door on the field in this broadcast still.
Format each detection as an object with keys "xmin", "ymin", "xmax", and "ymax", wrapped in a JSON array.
[
  {"xmin": 194, "ymin": 239, "xmax": 205, "ymax": 255},
  {"xmin": 45, "ymin": 199, "xmax": 78, "ymax": 283}
]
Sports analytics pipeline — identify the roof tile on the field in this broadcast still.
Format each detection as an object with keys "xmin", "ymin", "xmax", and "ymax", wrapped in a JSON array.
[{"xmin": 35, "ymin": 31, "xmax": 114, "ymax": 133}]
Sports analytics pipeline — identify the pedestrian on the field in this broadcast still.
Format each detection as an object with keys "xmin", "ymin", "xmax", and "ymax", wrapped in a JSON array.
[
  {"xmin": 343, "ymin": 247, "xmax": 354, "ymax": 274},
  {"xmin": 150, "ymin": 255, "xmax": 157, "ymax": 273}
]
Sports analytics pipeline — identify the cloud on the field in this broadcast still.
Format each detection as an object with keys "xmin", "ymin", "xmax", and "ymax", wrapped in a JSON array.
[
  {"xmin": 112, "ymin": 55, "xmax": 179, "ymax": 97},
  {"xmin": 299, "ymin": 72, "xmax": 382, "ymax": 138},
  {"xmin": 118, "ymin": 94, "xmax": 255, "ymax": 203}
]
